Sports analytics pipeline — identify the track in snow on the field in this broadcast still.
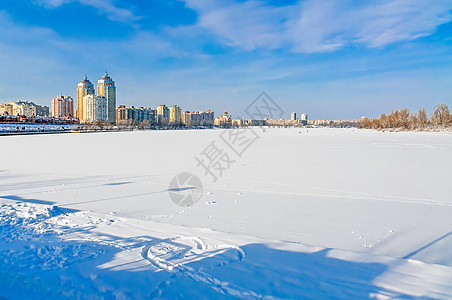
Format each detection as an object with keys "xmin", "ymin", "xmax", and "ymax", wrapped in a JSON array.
[{"xmin": 141, "ymin": 236, "xmax": 273, "ymax": 299}]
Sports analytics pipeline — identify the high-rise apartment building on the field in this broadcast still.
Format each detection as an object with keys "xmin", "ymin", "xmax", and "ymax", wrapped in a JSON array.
[
  {"xmin": 82, "ymin": 94, "xmax": 107, "ymax": 123},
  {"xmin": 181, "ymin": 111, "xmax": 192, "ymax": 126},
  {"xmin": 33, "ymin": 102, "xmax": 50, "ymax": 117},
  {"xmin": 77, "ymin": 75, "xmax": 95, "ymax": 122},
  {"xmin": 181, "ymin": 110, "xmax": 215, "ymax": 127},
  {"xmin": 97, "ymin": 71, "xmax": 116, "ymax": 123},
  {"xmin": 51, "ymin": 95, "xmax": 74, "ymax": 117},
  {"xmin": 116, "ymin": 105, "xmax": 155, "ymax": 125},
  {"xmin": 169, "ymin": 104, "xmax": 181, "ymax": 125},
  {"xmin": 116, "ymin": 105, "xmax": 128, "ymax": 124},
  {"xmin": 291, "ymin": 112, "xmax": 296, "ymax": 120},
  {"xmin": 156, "ymin": 104, "xmax": 169, "ymax": 125},
  {"xmin": 204, "ymin": 110, "xmax": 215, "ymax": 125},
  {"xmin": 0, "ymin": 101, "xmax": 36, "ymax": 116}
]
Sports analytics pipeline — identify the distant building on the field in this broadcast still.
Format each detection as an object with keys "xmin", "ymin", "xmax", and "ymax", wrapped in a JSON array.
[
  {"xmin": 315, "ymin": 120, "xmax": 333, "ymax": 126},
  {"xmin": 181, "ymin": 111, "xmax": 192, "ymax": 126},
  {"xmin": 0, "ymin": 101, "xmax": 38, "ymax": 116},
  {"xmin": 27, "ymin": 102, "xmax": 50, "ymax": 117},
  {"xmin": 214, "ymin": 111, "xmax": 232, "ymax": 127},
  {"xmin": 98, "ymin": 71, "xmax": 116, "ymax": 123},
  {"xmin": 83, "ymin": 95, "xmax": 107, "ymax": 123},
  {"xmin": 136, "ymin": 107, "xmax": 155, "ymax": 124},
  {"xmin": 51, "ymin": 95, "xmax": 74, "ymax": 117},
  {"xmin": 156, "ymin": 105, "xmax": 169, "ymax": 125},
  {"xmin": 246, "ymin": 119, "xmax": 266, "ymax": 126},
  {"xmin": 116, "ymin": 105, "xmax": 128, "ymax": 124},
  {"xmin": 169, "ymin": 104, "xmax": 182, "ymax": 125},
  {"xmin": 77, "ymin": 75, "xmax": 95, "ymax": 122},
  {"xmin": 0, "ymin": 102, "xmax": 12, "ymax": 115},
  {"xmin": 116, "ymin": 105, "xmax": 155, "ymax": 125},
  {"xmin": 182, "ymin": 110, "xmax": 215, "ymax": 127},
  {"xmin": 203, "ymin": 110, "xmax": 215, "ymax": 126},
  {"xmin": 300, "ymin": 113, "xmax": 308, "ymax": 121},
  {"xmin": 232, "ymin": 119, "xmax": 243, "ymax": 127},
  {"xmin": 291, "ymin": 112, "xmax": 296, "ymax": 120}
]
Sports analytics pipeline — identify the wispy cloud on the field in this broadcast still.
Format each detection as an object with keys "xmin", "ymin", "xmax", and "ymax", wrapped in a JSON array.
[
  {"xmin": 33, "ymin": 0, "xmax": 139, "ymax": 23},
  {"xmin": 0, "ymin": 9, "xmax": 185, "ymax": 102},
  {"xmin": 0, "ymin": 7, "xmax": 178, "ymax": 58},
  {"xmin": 183, "ymin": 0, "xmax": 291, "ymax": 51},
  {"xmin": 183, "ymin": 0, "xmax": 452, "ymax": 53},
  {"xmin": 353, "ymin": 1, "xmax": 452, "ymax": 48},
  {"xmin": 0, "ymin": 10, "xmax": 57, "ymax": 46}
]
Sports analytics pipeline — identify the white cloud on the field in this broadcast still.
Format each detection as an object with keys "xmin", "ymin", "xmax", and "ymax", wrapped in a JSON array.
[
  {"xmin": 0, "ymin": 9, "xmax": 183, "ymax": 66},
  {"xmin": 287, "ymin": 0, "xmax": 347, "ymax": 53},
  {"xmin": 33, "ymin": 0, "xmax": 139, "ymax": 23},
  {"xmin": 183, "ymin": 0, "xmax": 452, "ymax": 53},
  {"xmin": 353, "ymin": 0, "xmax": 452, "ymax": 48},
  {"xmin": 0, "ymin": 9, "xmax": 185, "ymax": 104},
  {"xmin": 0, "ymin": 11, "xmax": 51, "ymax": 37},
  {"xmin": 183, "ymin": 0, "xmax": 292, "ymax": 50}
]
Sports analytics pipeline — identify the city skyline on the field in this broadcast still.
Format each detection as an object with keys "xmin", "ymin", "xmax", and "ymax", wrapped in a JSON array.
[
  {"xmin": 2, "ymin": 72, "xmax": 311, "ymax": 122},
  {"xmin": 1, "ymin": 1, "xmax": 452, "ymax": 120}
]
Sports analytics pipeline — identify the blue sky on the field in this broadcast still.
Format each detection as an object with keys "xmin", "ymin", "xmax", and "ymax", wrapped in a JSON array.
[{"xmin": 0, "ymin": 0, "xmax": 452, "ymax": 119}]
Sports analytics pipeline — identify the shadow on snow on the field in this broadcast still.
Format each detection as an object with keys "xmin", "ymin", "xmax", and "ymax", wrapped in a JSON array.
[{"xmin": 0, "ymin": 200, "xmax": 435, "ymax": 300}]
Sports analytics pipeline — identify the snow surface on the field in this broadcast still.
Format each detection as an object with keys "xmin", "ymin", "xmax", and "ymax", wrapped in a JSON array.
[{"xmin": 0, "ymin": 128, "xmax": 451, "ymax": 299}]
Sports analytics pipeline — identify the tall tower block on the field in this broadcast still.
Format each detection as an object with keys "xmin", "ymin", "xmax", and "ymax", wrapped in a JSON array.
[
  {"xmin": 77, "ymin": 75, "xmax": 95, "ymax": 121},
  {"xmin": 98, "ymin": 71, "xmax": 116, "ymax": 123}
]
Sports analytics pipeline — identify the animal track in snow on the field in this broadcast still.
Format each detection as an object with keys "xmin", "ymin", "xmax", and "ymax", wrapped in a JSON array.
[{"xmin": 351, "ymin": 229, "xmax": 395, "ymax": 248}]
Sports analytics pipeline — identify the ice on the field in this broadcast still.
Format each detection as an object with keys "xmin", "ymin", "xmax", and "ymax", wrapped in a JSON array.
[{"xmin": 0, "ymin": 128, "xmax": 451, "ymax": 298}]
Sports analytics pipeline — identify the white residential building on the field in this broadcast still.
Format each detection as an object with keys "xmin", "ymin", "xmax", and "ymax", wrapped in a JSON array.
[{"xmin": 82, "ymin": 95, "xmax": 107, "ymax": 123}]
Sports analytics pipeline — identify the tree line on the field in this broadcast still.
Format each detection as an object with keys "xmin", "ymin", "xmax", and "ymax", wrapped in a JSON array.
[{"xmin": 359, "ymin": 104, "xmax": 451, "ymax": 131}]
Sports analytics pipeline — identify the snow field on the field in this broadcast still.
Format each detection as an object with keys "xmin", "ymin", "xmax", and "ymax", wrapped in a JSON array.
[{"xmin": 0, "ymin": 128, "xmax": 451, "ymax": 298}]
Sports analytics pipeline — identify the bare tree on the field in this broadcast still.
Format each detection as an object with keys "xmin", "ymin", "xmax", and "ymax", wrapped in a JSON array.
[
  {"xmin": 138, "ymin": 120, "xmax": 151, "ymax": 130},
  {"xmin": 409, "ymin": 114, "xmax": 418, "ymax": 130},
  {"xmin": 371, "ymin": 118, "xmax": 380, "ymax": 129},
  {"xmin": 358, "ymin": 117, "xmax": 371, "ymax": 129},
  {"xmin": 431, "ymin": 104, "xmax": 450, "ymax": 127},
  {"xmin": 379, "ymin": 113, "xmax": 388, "ymax": 129},
  {"xmin": 360, "ymin": 104, "xmax": 452, "ymax": 131},
  {"xmin": 399, "ymin": 108, "xmax": 410, "ymax": 129},
  {"xmin": 388, "ymin": 110, "xmax": 399, "ymax": 128},
  {"xmin": 417, "ymin": 108, "xmax": 428, "ymax": 129}
]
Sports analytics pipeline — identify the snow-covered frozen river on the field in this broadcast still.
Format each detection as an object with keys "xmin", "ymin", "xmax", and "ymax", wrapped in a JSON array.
[{"xmin": 1, "ymin": 128, "xmax": 451, "ymax": 299}]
